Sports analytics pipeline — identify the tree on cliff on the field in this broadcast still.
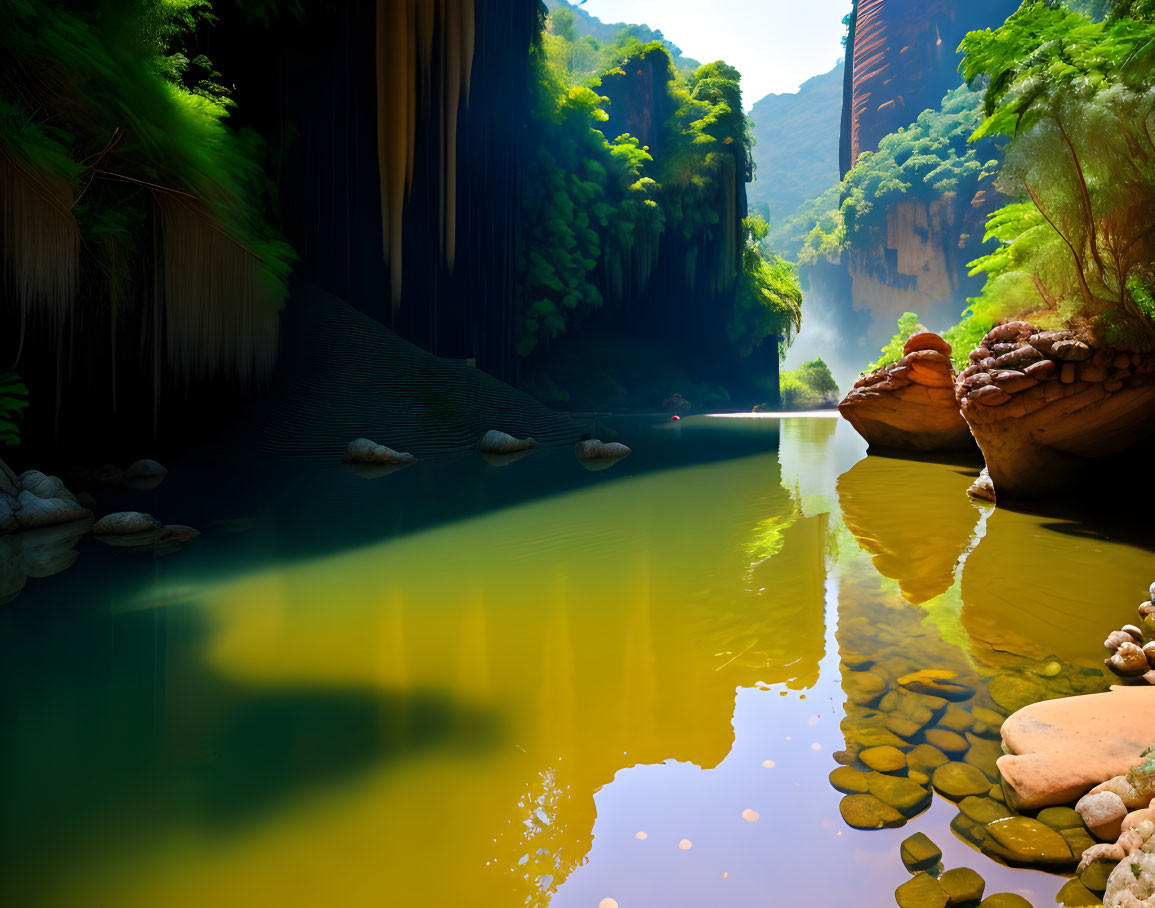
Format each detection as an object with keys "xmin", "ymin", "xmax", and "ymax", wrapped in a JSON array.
[{"xmin": 958, "ymin": 1, "xmax": 1155, "ymax": 347}]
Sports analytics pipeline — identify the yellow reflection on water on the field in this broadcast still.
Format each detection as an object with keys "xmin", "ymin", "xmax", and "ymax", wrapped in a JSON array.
[{"xmin": 52, "ymin": 451, "xmax": 826, "ymax": 908}]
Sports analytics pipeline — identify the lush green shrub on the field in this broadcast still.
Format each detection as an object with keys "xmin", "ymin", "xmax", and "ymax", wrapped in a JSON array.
[{"xmin": 780, "ymin": 358, "xmax": 839, "ymax": 410}]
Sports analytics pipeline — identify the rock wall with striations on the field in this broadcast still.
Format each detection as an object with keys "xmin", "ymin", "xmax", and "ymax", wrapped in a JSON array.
[{"xmin": 840, "ymin": 0, "xmax": 1020, "ymax": 175}]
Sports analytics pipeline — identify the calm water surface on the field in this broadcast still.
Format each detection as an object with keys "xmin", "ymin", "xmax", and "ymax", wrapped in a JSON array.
[{"xmin": 2, "ymin": 415, "xmax": 1151, "ymax": 906}]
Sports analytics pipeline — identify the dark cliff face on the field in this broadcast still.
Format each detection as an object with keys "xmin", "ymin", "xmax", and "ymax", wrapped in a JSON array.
[
  {"xmin": 839, "ymin": 0, "xmax": 1019, "ymax": 175},
  {"xmin": 748, "ymin": 62, "xmax": 843, "ymax": 222},
  {"xmin": 211, "ymin": 0, "xmax": 542, "ymax": 382},
  {"xmin": 598, "ymin": 51, "xmax": 676, "ymax": 158}
]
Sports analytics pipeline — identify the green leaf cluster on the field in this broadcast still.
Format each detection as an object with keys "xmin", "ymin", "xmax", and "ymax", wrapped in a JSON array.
[
  {"xmin": 0, "ymin": 373, "xmax": 29, "ymax": 447},
  {"xmin": 863, "ymin": 312, "xmax": 925, "ymax": 374},
  {"xmin": 729, "ymin": 216, "xmax": 803, "ymax": 358},
  {"xmin": 1, "ymin": 0, "xmax": 294, "ymax": 295},
  {"xmin": 797, "ymin": 86, "xmax": 1000, "ymax": 264},
  {"xmin": 520, "ymin": 26, "xmax": 758, "ymax": 358},
  {"xmin": 779, "ymin": 358, "xmax": 839, "ymax": 410},
  {"xmin": 958, "ymin": 1, "xmax": 1155, "ymax": 346}
]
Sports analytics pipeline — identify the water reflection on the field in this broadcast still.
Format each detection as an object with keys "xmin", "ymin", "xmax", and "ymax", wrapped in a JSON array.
[
  {"xmin": 4, "ymin": 416, "xmax": 1152, "ymax": 907},
  {"xmin": 838, "ymin": 454, "xmax": 984, "ymax": 605}
]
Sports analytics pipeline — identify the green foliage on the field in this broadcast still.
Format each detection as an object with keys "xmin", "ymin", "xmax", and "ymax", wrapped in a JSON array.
[
  {"xmin": 520, "ymin": 27, "xmax": 757, "ymax": 358},
  {"xmin": 0, "ymin": 373, "xmax": 29, "ymax": 447},
  {"xmin": 729, "ymin": 223, "xmax": 803, "ymax": 358},
  {"xmin": 0, "ymin": 0, "xmax": 294, "ymax": 294},
  {"xmin": 959, "ymin": 2, "xmax": 1155, "ymax": 345},
  {"xmin": 780, "ymin": 358, "xmax": 839, "ymax": 410},
  {"xmin": 864, "ymin": 313, "xmax": 924, "ymax": 373},
  {"xmin": 797, "ymin": 86, "xmax": 1000, "ymax": 264},
  {"xmin": 768, "ymin": 183, "xmax": 841, "ymax": 261}
]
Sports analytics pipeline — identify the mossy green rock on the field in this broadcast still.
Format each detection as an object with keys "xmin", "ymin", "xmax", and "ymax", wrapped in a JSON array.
[
  {"xmin": 896, "ymin": 872, "xmax": 949, "ymax": 908},
  {"xmin": 868, "ymin": 772, "xmax": 931, "ymax": 816},
  {"xmin": 839, "ymin": 793, "xmax": 905, "ymax": 829},
  {"xmin": 933, "ymin": 762, "xmax": 991, "ymax": 800},
  {"xmin": 939, "ymin": 867, "xmax": 985, "ymax": 905},
  {"xmin": 959, "ymin": 796, "xmax": 1012, "ymax": 825},
  {"xmin": 984, "ymin": 817, "xmax": 1074, "ymax": 866},
  {"xmin": 1079, "ymin": 859, "xmax": 1117, "ymax": 893},
  {"xmin": 1056, "ymin": 878, "xmax": 1101, "ymax": 906},
  {"xmin": 861, "ymin": 744, "xmax": 907, "ymax": 772},
  {"xmin": 978, "ymin": 895, "xmax": 1032, "ymax": 908},
  {"xmin": 901, "ymin": 832, "xmax": 943, "ymax": 872},
  {"xmin": 926, "ymin": 729, "xmax": 969, "ymax": 755},
  {"xmin": 829, "ymin": 766, "xmax": 870, "ymax": 794},
  {"xmin": 951, "ymin": 813, "xmax": 985, "ymax": 848},
  {"xmin": 988, "ymin": 784, "xmax": 1006, "ymax": 804},
  {"xmin": 899, "ymin": 669, "xmax": 976, "ymax": 702},
  {"xmin": 909, "ymin": 743, "xmax": 951, "ymax": 776},
  {"xmin": 1060, "ymin": 827, "xmax": 1097, "ymax": 861},
  {"xmin": 1037, "ymin": 806, "xmax": 1083, "ymax": 830},
  {"xmin": 988, "ymin": 674, "xmax": 1047, "ymax": 713}
]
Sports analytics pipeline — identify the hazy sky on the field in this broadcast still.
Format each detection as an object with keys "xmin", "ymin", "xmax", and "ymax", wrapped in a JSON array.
[{"xmin": 578, "ymin": 0, "xmax": 853, "ymax": 107}]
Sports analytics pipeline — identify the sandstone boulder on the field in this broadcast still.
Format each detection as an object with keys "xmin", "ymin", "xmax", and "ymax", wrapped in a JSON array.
[
  {"xmin": 957, "ymin": 323, "xmax": 1155, "ymax": 498},
  {"xmin": 997, "ymin": 686, "xmax": 1155, "ymax": 810},
  {"xmin": 839, "ymin": 334, "xmax": 976, "ymax": 452}
]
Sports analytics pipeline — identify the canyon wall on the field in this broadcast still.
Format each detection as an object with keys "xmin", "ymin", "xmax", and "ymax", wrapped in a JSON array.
[{"xmin": 840, "ymin": 0, "xmax": 1020, "ymax": 174}]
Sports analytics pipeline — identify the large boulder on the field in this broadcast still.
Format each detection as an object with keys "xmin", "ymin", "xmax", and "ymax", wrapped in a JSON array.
[
  {"xmin": 997, "ymin": 686, "xmax": 1155, "ymax": 810},
  {"xmin": 0, "ymin": 462, "xmax": 92, "ymax": 532},
  {"xmin": 956, "ymin": 325, "xmax": 1155, "ymax": 497},
  {"xmin": 838, "ymin": 334, "xmax": 977, "ymax": 452}
]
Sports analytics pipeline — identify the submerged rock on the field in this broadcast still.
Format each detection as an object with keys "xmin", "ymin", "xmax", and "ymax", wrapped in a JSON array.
[
  {"xmin": 868, "ymin": 772, "xmax": 931, "ymax": 816},
  {"xmin": 983, "ymin": 816, "xmax": 1074, "ymax": 866},
  {"xmin": 829, "ymin": 766, "xmax": 870, "ymax": 794},
  {"xmin": 341, "ymin": 438, "xmax": 416, "ymax": 466},
  {"xmin": 939, "ymin": 867, "xmax": 985, "ymax": 905},
  {"xmin": 901, "ymin": 832, "xmax": 943, "ymax": 872},
  {"xmin": 977, "ymin": 893, "xmax": 1032, "ymax": 908},
  {"xmin": 932, "ymin": 762, "xmax": 990, "ymax": 800},
  {"xmin": 839, "ymin": 333, "xmax": 976, "ymax": 452},
  {"xmin": 860, "ymin": 745, "xmax": 907, "ymax": 773},
  {"xmin": 895, "ymin": 872, "xmax": 949, "ymax": 908},
  {"xmin": 478, "ymin": 430, "xmax": 536, "ymax": 454},
  {"xmin": 839, "ymin": 793, "xmax": 906, "ymax": 829},
  {"xmin": 998, "ymin": 686, "xmax": 1155, "ymax": 810}
]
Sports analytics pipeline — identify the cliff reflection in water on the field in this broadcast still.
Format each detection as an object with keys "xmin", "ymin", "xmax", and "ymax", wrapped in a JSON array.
[{"xmin": 7, "ymin": 433, "xmax": 824, "ymax": 908}]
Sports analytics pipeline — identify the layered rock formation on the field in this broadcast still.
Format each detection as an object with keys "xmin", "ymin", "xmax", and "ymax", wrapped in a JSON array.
[
  {"xmin": 839, "ymin": 332, "xmax": 975, "ymax": 452},
  {"xmin": 840, "ymin": 0, "xmax": 1020, "ymax": 174},
  {"xmin": 955, "ymin": 323, "xmax": 1155, "ymax": 497}
]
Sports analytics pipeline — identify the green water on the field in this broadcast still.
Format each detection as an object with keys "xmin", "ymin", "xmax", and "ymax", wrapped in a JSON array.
[{"xmin": 1, "ymin": 415, "xmax": 1149, "ymax": 906}]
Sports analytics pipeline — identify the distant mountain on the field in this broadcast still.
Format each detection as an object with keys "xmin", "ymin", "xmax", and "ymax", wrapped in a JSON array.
[
  {"xmin": 747, "ymin": 61, "xmax": 844, "ymax": 225},
  {"xmin": 542, "ymin": 0, "xmax": 701, "ymax": 70}
]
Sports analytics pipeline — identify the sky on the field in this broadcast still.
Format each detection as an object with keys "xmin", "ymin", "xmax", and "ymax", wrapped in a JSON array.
[{"xmin": 577, "ymin": 0, "xmax": 853, "ymax": 107}]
